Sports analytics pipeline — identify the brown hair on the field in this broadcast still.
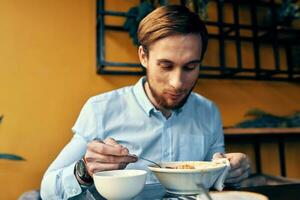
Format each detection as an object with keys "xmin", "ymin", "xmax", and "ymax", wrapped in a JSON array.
[{"xmin": 138, "ymin": 5, "xmax": 208, "ymax": 61}]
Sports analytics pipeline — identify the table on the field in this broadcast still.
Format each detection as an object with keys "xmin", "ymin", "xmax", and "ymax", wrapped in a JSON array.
[{"xmin": 71, "ymin": 182, "xmax": 300, "ymax": 200}]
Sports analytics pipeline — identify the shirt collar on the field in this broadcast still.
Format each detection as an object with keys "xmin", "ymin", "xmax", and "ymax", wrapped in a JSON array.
[
  {"xmin": 133, "ymin": 76, "xmax": 155, "ymax": 116},
  {"xmin": 133, "ymin": 76, "xmax": 187, "ymax": 117}
]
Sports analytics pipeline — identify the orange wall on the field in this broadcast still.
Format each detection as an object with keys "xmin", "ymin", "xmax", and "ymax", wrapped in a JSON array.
[{"xmin": 0, "ymin": 1, "xmax": 300, "ymax": 199}]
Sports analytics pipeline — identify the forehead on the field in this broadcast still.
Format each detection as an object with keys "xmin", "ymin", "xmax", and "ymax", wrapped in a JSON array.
[{"xmin": 148, "ymin": 34, "xmax": 202, "ymax": 61}]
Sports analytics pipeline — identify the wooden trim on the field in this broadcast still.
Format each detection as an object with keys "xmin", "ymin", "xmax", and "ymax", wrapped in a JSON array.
[{"xmin": 224, "ymin": 128, "xmax": 300, "ymax": 135}]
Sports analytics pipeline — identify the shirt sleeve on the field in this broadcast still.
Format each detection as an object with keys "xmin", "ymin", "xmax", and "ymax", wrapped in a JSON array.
[
  {"xmin": 40, "ymin": 99, "xmax": 99, "ymax": 199},
  {"xmin": 204, "ymin": 103, "xmax": 225, "ymax": 160},
  {"xmin": 72, "ymin": 98, "xmax": 100, "ymax": 141}
]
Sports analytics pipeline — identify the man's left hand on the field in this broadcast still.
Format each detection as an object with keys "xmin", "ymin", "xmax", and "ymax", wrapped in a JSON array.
[{"xmin": 213, "ymin": 152, "xmax": 251, "ymax": 187}]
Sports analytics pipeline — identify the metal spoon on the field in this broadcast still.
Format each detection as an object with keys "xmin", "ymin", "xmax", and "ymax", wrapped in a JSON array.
[
  {"xmin": 139, "ymin": 156, "xmax": 162, "ymax": 168},
  {"xmin": 196, "ymin": 183, "xmax": 213, "ymax": 200},
  {"xmin": 129, "ymin": 154, "xmax": 162, "ymax": 168}
]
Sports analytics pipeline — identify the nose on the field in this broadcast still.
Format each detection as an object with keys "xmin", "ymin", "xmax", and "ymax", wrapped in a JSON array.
[{"xmin": 169, "ymin": 69, "xmax": 184, "ymax": 90}]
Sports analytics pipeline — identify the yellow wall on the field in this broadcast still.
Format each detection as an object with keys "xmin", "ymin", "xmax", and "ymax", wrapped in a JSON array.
[{"xmin": 0, "ymin": 1, "xmax": 300, "ymax": 199}]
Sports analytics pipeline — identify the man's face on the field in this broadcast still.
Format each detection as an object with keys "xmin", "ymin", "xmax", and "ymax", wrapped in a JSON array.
[{"xmin": 139, "ymin": 34, "xmax": 202, "ymax": 110}]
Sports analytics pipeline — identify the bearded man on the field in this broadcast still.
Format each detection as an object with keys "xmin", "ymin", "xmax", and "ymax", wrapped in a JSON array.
[{"xmin": 41, "ymin": 5, "xmax": 250, "ymax": 199}]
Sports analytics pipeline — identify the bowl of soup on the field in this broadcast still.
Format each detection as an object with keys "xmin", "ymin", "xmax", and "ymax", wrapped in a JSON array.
[{"xmin": 148, "ymin": 161, "xmax": 227, "ymax": 195}]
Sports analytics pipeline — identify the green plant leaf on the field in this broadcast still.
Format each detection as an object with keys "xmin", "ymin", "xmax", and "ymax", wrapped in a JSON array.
[
  {"xmin": 0, "ymin": 115, "xmax": 26, "ymax": 161},
  {"xmin": 137, "ymin": 1, "xmax": 154, "ymax": 21},
  {"xmin": 244, "ymin": 108, "xmax": 270, "ymax": 118},
  {"xmin": 236, "ymin": 109, "xmax": 300, "ymax": 128},
  {"xmin": 159, "ymin": 0, "xmax": 168, "ymax": 6},
  {"xmin": 0, "ymin": 154, "xmax": 25, "ymax": 161}
]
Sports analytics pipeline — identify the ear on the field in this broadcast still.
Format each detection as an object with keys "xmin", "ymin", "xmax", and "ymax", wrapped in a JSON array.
[{"xmin": 138, "ymin": 46, "xmax": 148, "ymax": 68}]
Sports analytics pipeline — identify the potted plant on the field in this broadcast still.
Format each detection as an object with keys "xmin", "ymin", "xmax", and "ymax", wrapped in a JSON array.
[
  {"xmin": 235, "ymin": 109, "xmax": 300, "ymax": 128},
  {"xmin": 124, "ymin": 1, "xmax": 157, "ymax": 46}
]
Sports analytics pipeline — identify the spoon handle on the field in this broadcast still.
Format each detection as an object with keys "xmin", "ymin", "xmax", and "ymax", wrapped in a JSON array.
[
  {"xmin": 139, "ymin": 156, "xmax": 162, "ymax": 168},
  {"xmin": 196, "ymin": 183, "xmax": 213, "ymax": 200}
]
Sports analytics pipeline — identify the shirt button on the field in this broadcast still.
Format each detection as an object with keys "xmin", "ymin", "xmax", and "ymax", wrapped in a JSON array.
[
  {"xmin": 66, "ymin": 188, "xmax": 71, "ymax": 193},
  {"xmin": 72, "ymin": 189, "xmax": 77, "ymax": 194}
]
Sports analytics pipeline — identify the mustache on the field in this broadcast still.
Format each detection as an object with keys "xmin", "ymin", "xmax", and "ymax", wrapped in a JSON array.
[{"xmin": 163, "ymin": 88, "xmax": 186, "ymax": 94}]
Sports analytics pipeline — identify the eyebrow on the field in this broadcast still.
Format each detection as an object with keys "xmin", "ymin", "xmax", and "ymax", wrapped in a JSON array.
[
  {"xmin": 185, "ymin": 60, "xmax": 201, "ymax": 66},
  {"xmin": 157, "ymin": 59, "xmax": 173, "ymax": 64},
  {"xmin": 157, "ymin": 59, "xmax": 201, "ymax": 66}
]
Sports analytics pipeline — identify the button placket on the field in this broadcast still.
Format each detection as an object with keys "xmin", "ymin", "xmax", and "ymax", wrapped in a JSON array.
[
  {"xmin": 164, "ymin": 119, "xmax": 172, "ymax": 161},
  {"xmin": 160, "ymin": 114, "xmax": 168, "ymax": 162},
  {"xmin": 72, "ymin": 188, "xmax": 77, "ymax": 195},
  {"xmin": 167, "ymin": 119, "xmax": 173, "ymax": 161}
]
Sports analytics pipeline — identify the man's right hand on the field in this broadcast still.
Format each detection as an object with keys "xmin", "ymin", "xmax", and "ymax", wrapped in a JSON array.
[{"xmin": 84, "ymin": 138, "xmax": 137, "ymax": 176}]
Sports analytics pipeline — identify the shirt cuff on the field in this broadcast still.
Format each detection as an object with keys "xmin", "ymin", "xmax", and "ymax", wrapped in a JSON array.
[{"xmin": 62, "ymin": 162, "xmax": 82, "ymax": 199}]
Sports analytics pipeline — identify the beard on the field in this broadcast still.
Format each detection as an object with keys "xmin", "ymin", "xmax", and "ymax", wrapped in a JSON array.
[{"xmin": 146, "ymin": 76, "xmax": 196, "ymax": 110}]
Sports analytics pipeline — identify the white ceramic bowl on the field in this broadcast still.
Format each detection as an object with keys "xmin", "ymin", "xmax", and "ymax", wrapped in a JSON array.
[
  {"xmin": 93, "ymin": 169, "xmax": 147, "ymax": 200},
  {"xmin": 148, "ymin": 161, "xmax": 226, "ymax": 195}
]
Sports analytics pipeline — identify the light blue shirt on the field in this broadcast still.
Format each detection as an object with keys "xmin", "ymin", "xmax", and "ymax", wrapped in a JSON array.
[{"xmin": 40, "ymin": 77, "xmax": 224, "ymax": 199}]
